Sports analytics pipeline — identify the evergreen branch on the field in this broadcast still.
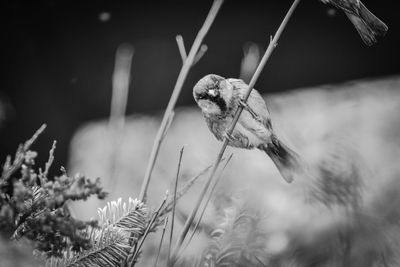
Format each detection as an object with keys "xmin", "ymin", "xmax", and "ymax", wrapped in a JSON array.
[
  {"xmin": 46, "ymin": 226, "xmax": 130, "ymax": 267},
  {"xmin": 1, "ymin": 124, "xmax": 46, "ymax": 183}
]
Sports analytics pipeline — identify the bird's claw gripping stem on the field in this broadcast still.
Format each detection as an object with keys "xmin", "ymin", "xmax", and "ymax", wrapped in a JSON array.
[
  {"xmin": 223, "ymin": 131, "xmax": 235, "ymax": 143},
  {"xmin": 239, "ymin": 99, "xmax": 263, "ymax": 124}
]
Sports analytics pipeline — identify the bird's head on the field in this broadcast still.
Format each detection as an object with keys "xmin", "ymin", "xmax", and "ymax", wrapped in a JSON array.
[{"xmin": 193, "ymin": 74, "xmax": 234, "ymax": 116}]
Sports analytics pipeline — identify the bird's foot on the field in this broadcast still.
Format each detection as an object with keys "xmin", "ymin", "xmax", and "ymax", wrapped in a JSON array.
[
  {"xmin": 239, "ymin": 99, "xmax": 263, "ymax": 123},
  {"xmin": 223, "ymin": 131, "xmax": 235, "ymax": 143},
  {"xmin": 238, "ymin": 99, "xmax": 251, "ymax": 111}
]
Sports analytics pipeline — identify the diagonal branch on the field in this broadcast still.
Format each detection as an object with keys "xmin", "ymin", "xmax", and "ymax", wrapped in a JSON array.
[
  {"xmin": 172, "ymin": 0, "xmax": 302, "ymax": 260},
  {"xmin": 139, "ymin": 0, "xmax": 224, "ymax": 202}
]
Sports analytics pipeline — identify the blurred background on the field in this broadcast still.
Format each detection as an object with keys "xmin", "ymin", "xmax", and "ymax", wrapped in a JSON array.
[
  {"xmin": 1, "ymin": 0, "xmax": 399, "ymax": 168},
  {"xmin": 2, "ymin": 1, "xmax": 400, "ymax": 266}
]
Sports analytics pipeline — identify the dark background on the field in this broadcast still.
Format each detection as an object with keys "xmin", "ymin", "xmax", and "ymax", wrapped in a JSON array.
[{"xmin": 1, "ymin": 0, "xmax": 399, "ymax": 171}]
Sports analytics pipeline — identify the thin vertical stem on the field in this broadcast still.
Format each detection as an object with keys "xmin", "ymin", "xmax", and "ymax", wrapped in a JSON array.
[
  {"xmin": 154, "ymin": 217, "xmax": 168, "ymax": 267},
  {"xmin": 172, "ymin": 0, "xmax": 302, "ymax": 260},
  {"xmin": 127, "ymin": 193, "xmax": 168, "ymax": 266},
  {"xmin": 139, "ymin": 0, "xmax": 224, "ymax": 202},
  {"xmin": 167, "ymin": 147, "xmax": 185, "ymax": 265}
]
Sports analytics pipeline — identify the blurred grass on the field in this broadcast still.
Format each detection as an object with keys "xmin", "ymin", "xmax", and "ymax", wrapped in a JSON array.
[{"xmin": 68, "ymin": 75, "xmax": 400, "ymax": 266}]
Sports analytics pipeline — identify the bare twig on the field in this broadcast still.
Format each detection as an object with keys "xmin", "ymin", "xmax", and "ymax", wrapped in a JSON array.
[
  {"xmin": 176, "ymin": 35, "xmax": 187, "ymax": 62},
  {"xmin": 161, "ymin": 111, "xmax": 175, "ymax": 141},
  {"xmin": 154, "ymin": 217, "xmax": 168, "ymax": 267},
  {"xmin": 173, "ymin": 0, "xmax": 302, "ymax": 259},
  {"xmin": 167, "ymin": 147, "xmax": 185, "ymax": 265},
  {"xmin": 160, "ymin": 162, "xmax": 214, "ymax": 217},
  {"xmin": 139, "ymin": 0, "xmax": 224, "ymax": 202},
  {"xmin": 193, "ymin": 44, "xmax": 208, "ymax": 66}
]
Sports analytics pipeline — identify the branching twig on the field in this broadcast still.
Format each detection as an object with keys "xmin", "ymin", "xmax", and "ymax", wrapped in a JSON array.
[
  {"xmin": 193, "ymin": 44, "xmax": 208, "ymax": 66},
  {"xmin": 172, "ymin": 0, "xmax": 302, "ymax": 260},
  {"xmin": 176, "ymin": 35, "xmax": 187, "ymax": 62},
  {"xmin": 139, "ymin": 0, "xmax": 224, "ymax": 202}
]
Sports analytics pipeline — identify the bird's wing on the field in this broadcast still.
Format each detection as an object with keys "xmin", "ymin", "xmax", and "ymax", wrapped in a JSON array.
[
  {"xmin": 227, "ymin": 78, "xmax": 272, "ymax": 129},
  {"xmin": 345, "ymin": 12, "xmax": 375, "ymax": 45},
  {"xmin": 226, "ymin": 79, "xmax": 272, "ymax": 144},
  {"xmin": 335, "ymin": 0, "xmax": 361, "ymax": 16}
]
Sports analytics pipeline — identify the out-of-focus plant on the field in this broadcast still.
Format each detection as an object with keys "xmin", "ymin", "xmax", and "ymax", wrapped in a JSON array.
[
  {"xmin": 239, "ymin": 42, "xmax": 262, "ymax": 84},
  {"xmin": 0, "ymin": 125, "xmax": 207, "ymax": 267},
  {"xmin": 265, "ymin": 146, "xmax": 400, "ymax": 267},
  {"xmin": 0, "ymin": 124, "xmax": 107, "ymax": 257},
  {"xmin": 46, "ymin": 197, "xmax": 150, "ymax": 267},
  {"xmin": 309, "ymin": 145, "xmax": 364, "ymax": 211},
  {"xmin": 2, "ymin": 124, "xmax": 156, "ymax": 267},
  {"xmin": 201, "ymin": 203, "xmax": 270, "ymax": 267}
]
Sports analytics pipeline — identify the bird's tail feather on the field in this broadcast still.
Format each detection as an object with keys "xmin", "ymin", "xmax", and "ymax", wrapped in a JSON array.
[
  {"xmin": 260, "ymin": 135, "xmax": 303, "ymax": 183},
  {"xmin": 358, "ymin": 1, "xmax": 388, "ymax": 35},
  {"xmin": 345, "ymin": 1, "xmax": 387, "ymax": 45}
]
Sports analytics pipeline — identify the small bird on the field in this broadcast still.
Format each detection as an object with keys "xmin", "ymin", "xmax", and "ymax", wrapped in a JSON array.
[
  {"xmin": 320, "ymin": 0, "xmax": 388, "ymax": 45},
  {"xmin": 193, "ymin": 74, "xmax": 303, "ymax": 183}
]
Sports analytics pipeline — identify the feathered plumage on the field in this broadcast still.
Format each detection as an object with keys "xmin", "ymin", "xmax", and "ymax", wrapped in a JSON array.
[
  {"xmin": 193, "ymin": 74, "xmax": 303, "ymax": 183},
  {"xmin": 321, "ymin": 0, "xmax": 388, "ymax": 45}
]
